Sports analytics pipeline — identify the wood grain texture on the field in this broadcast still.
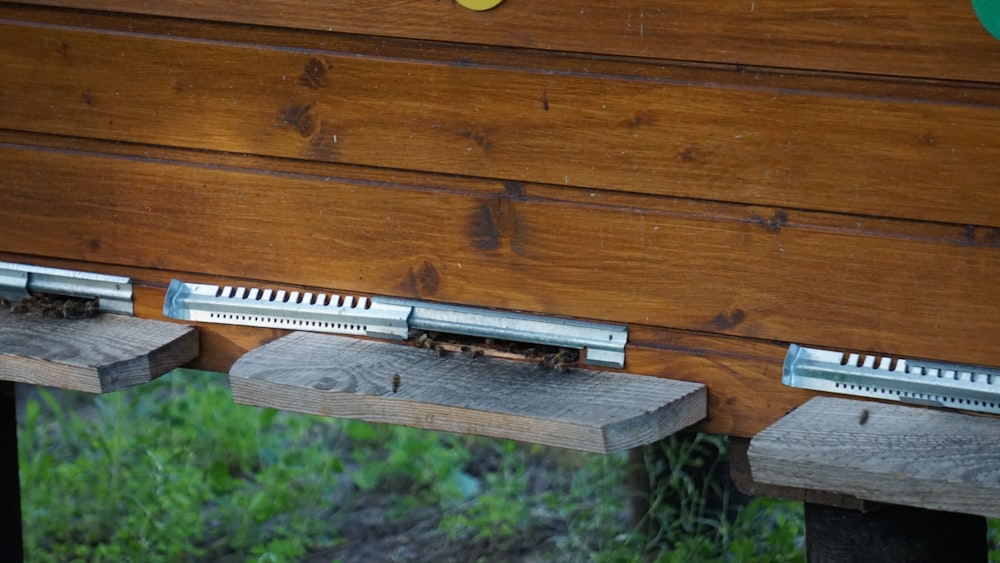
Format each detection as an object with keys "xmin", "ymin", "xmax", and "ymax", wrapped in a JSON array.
[
  {"xmin": 728, "ymin": 437, "xmax": 867, "ymax": 510},
  {"xmin": 0, "ymin": 251, "xmax": 810, "ymax": 437},
  {"xmin": 1, "ymin": 19, "xmax": 999, "ymax": 225},
  {"xmin": 0, "ymin": 308, "xmax": 198, "ymax": 393},
  {"xmin": 12, "ymin": 0, "xmax": 1000, "ymax": 83},
  {"xmin": 229, "ymin": 331, "xmax": 707, "ymax": 453},
  {"xmin": 748, "ymin": 397, "xmax": 1000, "ymax": 518},
  {"xmin": 2, "ymin": 142, "xmax": 999, "ymax": 369}
]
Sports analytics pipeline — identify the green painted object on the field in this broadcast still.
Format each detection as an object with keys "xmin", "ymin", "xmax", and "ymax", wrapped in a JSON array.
[{"xmin": 972, "ymin": 0, "xmax": 1000, "ymax": 40}]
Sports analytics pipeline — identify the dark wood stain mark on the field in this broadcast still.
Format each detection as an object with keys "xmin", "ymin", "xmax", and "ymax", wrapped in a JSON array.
[
  {"xmin": 712, "ymin": 308, "xmax": 747, "ymax": 331},
  {"xmin": 962, "ymin": 226, "xmax": 977, "ymax": 246},
  {"xmin": 746, "ymin": 209, "xmax": 789, "ymax": 234},
  {"xmin": 88, "ymin": 238, "xmax": 102, "ymax": 251},
  {"xmin": 56, "ymin": 41, "xmax": 71, "ymax": 62},
  {"xmin": 172, "ymin": 80, "xmax": 195, "ymax": 93},
  {"xmin": 408, "ymin": 261, "xmax": 441, "ymax": 296},
  {"xmin": 470, "ymin": 203, "xmax": 500, "ymax": 251},
  {"xmin": 306, "ymin": 121, "xmax": 340, "ymax": 159},
  {"xmin": 458, "ymin": 127, "xmax": 493, "ymax": 151},
  {"xmin": 983, "ymin": 228, "xmax": 1000, "ymax": 247},
  {"xmin": 630, "ymin": 109, "xmax": 654, "ymax": 128},
  {"xmin": 958, "ymin": 226, "xmax": 1000, "ymax": 248},
  {"xmin": 81, "ymin": 91, "xmax": 95, "ymax": 106},
  {"xmin": 542, "ymin": 89, "xmax": 549, "ymax": 111},
  {"xmin": 281, "ymin": 104, "xmax": 318, "ymax": 138},
  {"xmin": 299, "ymin": 57, "xmax": 328, "ymax": 89},
  {"xmin": 503, "ymin": 181, "xmax": 527, "ymax": 201},
  {"xmin": 678, "ymin": 147, "xmax": 697, "ymax": 162}
]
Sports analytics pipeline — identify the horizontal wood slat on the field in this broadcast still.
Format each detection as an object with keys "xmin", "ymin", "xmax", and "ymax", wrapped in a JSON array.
[
  {"xmin": 2, "ymin": 142, "xmax": 998, "ymax": 369},
  {"xmin": 12, "ymin": 0, "xmax": 1000, "ymax": 83},
  {"xmin": 0, "ymin": 308, "xmax": 198, "ymax": 393},
  {"xmin": 0, "ymin": 251, "xmax": 799, "ymax": 437},
  {"xmin": 1, "ymin": 20, "xmax": 999, "ymax": 225},
  {"xmin": 749, "ymin": 397, "xmax": 1000, "ymax": 518},
  {"xmin": 229, "ymin": 332, "xmax": 707, "ymax": 454}
]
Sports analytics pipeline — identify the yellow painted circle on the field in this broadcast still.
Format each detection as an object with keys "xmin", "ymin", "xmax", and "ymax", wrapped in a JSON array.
[{"xmin": 456, "ymin": 0, "xmax": 504, "ymax": 11}]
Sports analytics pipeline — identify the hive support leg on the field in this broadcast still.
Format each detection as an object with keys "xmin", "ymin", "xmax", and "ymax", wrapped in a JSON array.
[
  {"xmin": 1, "ymin": 381, "xmax": 23, "ymax": 562},
  {"xmin": 805, "ymin": 503, "xmax": 986, "ymax": 563}
]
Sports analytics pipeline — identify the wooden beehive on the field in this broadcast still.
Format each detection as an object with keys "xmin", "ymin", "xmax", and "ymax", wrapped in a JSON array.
[{"xmin": 2, "ymin": 0, "xmax": 999, "ymax": 439}]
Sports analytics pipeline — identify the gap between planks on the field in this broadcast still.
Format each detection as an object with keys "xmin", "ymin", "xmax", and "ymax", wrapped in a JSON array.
[{"xmin": 228, "ymin": 332, "xmax": 706, "ymax": 454}]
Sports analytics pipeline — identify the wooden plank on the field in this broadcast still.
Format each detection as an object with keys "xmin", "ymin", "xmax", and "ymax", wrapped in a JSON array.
[
  {"xmin": 0, "ymin": 251, "xmax": 806, "ymax": 437},
  {"xmin": 2, "ymin": 143, "xmax": 999, "ymax": 370},
  {"xmin": 1, "ymin": 20, "xmax": 999, "ymax": 225},
  {"xmin": 748, "ymin": 397, "xmax": 1000, "ymax": 518},
  {"xmin": 12, "ymin": 0, "xmax": 1000, "ymax": 83},
  {"xmin": 728, "ymin": 437, "xmax": 868, "ymax": 510},
  {"xmin": 229, "ymin": 331, "xmax": 706, "ymax": 454},
  {"xmin": 0, "ymin": 308, "xmax": 199, "ymax": 393}
]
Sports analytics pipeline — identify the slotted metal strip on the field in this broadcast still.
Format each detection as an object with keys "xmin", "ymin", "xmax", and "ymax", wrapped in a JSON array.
[
  {"xmin": 163, "ymin": 280, "xmax": 411, "ymax": 340},
  {"xmin": 783, "ymin": 344, "xmax": 1000, "ymax": 415},
  {"xmin": 163, "ymin": 280, "xmax": 629, "ymax": 367},
  {"xmin": 0, "ymin": 261, "xmax": 133, "ymax": 315}
]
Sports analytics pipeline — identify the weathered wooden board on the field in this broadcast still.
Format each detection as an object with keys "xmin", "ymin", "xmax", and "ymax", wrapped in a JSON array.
[
  {"xmin": 0, "ymin": 252, "xmax": 805, "ymax": 437},
  {"xmin": 2, "ymin": 142, "xmax": 998, "ymax": 369},
  {"xmin": 13, "ymin": 0, "xmax": 1000, "ymax": 82},
  {"xmin": 229, "ymin": 331, "xmax": 706, "ymax": 453},
  {"xmin": 1, "ymin": 18, "xmax": 999, "ymax": 225},
  {"xmin": 749, "ymin": 397, "xmax": 1000, "ymax": 518},
  {"xmin": 0, "ymin": 308, "xmax": 198, "ymax": 393},
  {"xmin": 728, "ymin": 437, "xmax": 868, "ymax": 510}
]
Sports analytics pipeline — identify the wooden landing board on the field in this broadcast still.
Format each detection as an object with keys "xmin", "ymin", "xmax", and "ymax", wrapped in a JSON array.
[
  {"xmin": 229, "ymin": 332, "xmax": 706, "ymax": 454},
  {"xmin": 0, "ymin": 309, "xmax": 198, "ymax": 393},
  {"xmin": 748, "ymin": 397, "xmax": 1000, "ymax": 518}
]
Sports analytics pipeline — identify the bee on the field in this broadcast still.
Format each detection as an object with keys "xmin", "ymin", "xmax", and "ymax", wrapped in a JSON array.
[
  {"xmin": 538, "ymin": 348, "xmax": 579, "ymax": 373},
  {"xmin": 415, "ymin": 332, "xmax": 447, "ymax": 357},
  {"xmin": 461, "ymin": 346, "xmax": 484, "ymax": 360},
  {"xmin": 9, "ymin": 297, "xmax": 32, "ymax": 314},
  {"xmin": 0, "ymin": 295, "xmax": 9, "ymax": 308},
  {"xmin": 38, "ymin": 295, "xmax": 63, "ymax": 316},
  {"xmin": 6, "ymin": 293, "xmax": 99, "ymax": 318},
  {"xmin": 391, "ymin": 373, "xmax": 401, "ymax": 393},
  {"xmin": 57, "ymin": 298, "xmax": 99, "ymax": 319},
  {"xmin": 859, "ymin": 409, "xmax": 870, "ymax": 425}
]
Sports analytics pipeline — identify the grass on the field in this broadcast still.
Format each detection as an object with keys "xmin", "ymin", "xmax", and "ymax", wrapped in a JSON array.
[{"xmin": 16, "ymin": 369, "xmax": 1000, "ymax": 562}]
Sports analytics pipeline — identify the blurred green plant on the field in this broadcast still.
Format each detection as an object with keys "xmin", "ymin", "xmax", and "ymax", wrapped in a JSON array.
[
  {"xmin": 19, "ymin": 370, "xmax": 343, "ymax": 562},
  {"xmin": 18, "ymin": 369, "xmax": 997, "ymax": 562}
]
